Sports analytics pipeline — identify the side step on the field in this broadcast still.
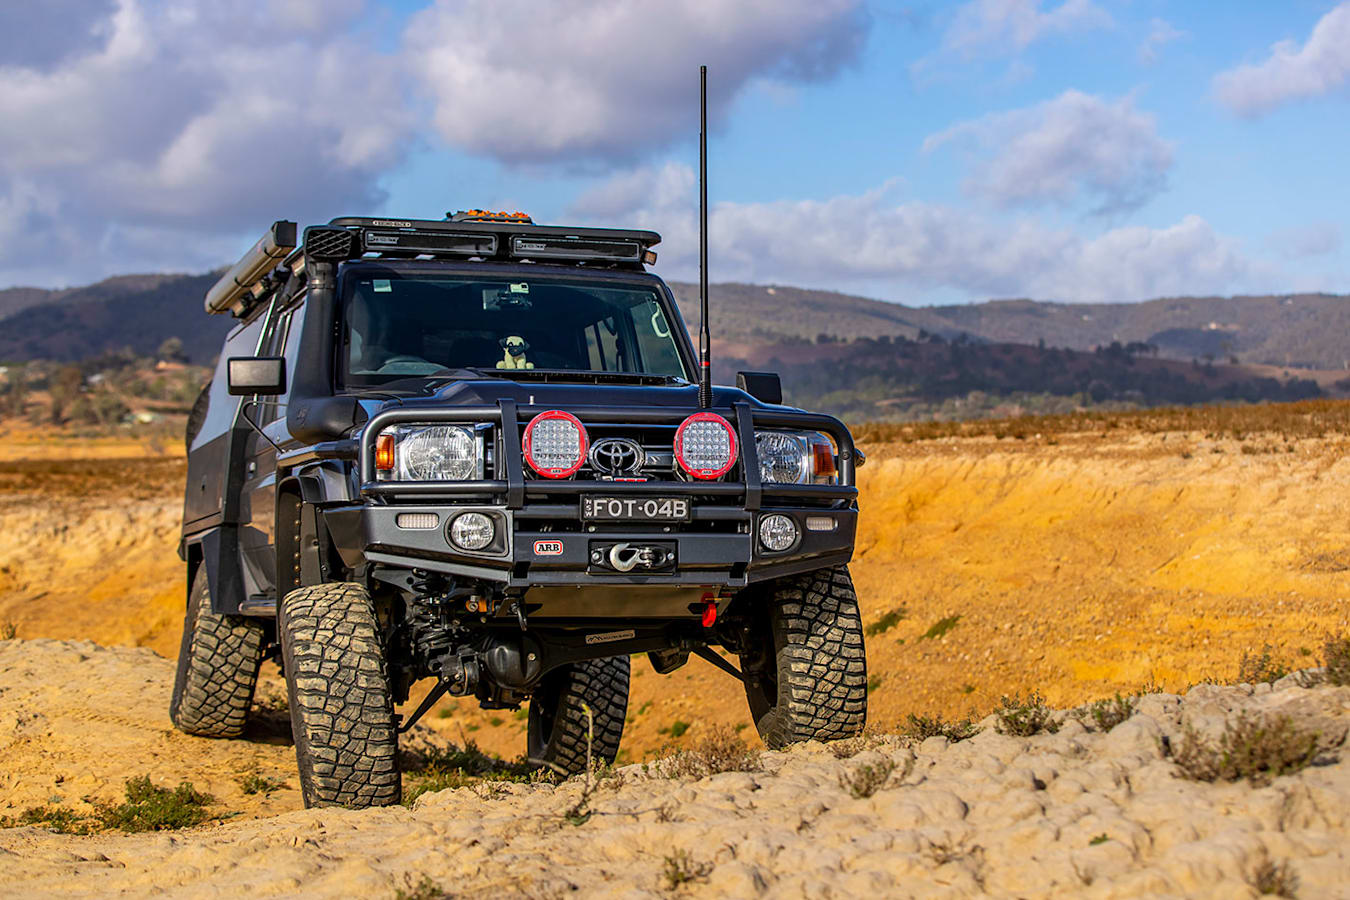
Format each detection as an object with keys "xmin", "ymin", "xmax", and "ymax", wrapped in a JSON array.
[{"xmin": 238, "ymin": 594, "xmax": 278, "ymax": 617}]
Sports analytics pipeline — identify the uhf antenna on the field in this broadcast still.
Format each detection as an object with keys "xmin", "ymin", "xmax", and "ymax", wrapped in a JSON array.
[{"xmin": 698, "ymin": 65, "xmax": 713, "ymax": 409}]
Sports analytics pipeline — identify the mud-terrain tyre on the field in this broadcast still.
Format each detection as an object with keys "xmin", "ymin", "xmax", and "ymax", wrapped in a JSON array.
[
  {"xmin": 279, "ymin": 582, "xmax": 400, "ymax": 808},
  {"xmin": 741, "ymin": 565, "xmax": 867, "ymax": 749},
  {"xmin": 527, "ymin": 656, "xmax": 630, "ymax": 776},
  {"xmin": 170, "ymin": 566, "xmax": 266, "ymax": 738}
]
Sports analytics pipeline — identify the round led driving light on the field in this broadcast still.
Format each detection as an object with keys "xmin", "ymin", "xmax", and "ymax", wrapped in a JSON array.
[
  {"xmin": 523, "ymin": 410, "xmax": 587, "ymax": 478},
  {"xmin": 402, "ymin": 425, "xmax": 477, "ymax": 481},
  {"xmin": 674, "ymin": 412, "xmax": 738, "ymax": 479},
  {"xmin": 755, "ymin": 431, "xmax": 807, "ymax": 484},
  {"xmin": 449, "ymin": 512, "xmax": 495, "ymax": 551},
  {"xmin": 758, "ymin": 514, "xmax": 798, "ymax": 552}
]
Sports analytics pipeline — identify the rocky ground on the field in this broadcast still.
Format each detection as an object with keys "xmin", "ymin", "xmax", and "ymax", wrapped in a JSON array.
[{"xmin": 1, "ymin": 638, "xmax": 1347, "ymax": 898}]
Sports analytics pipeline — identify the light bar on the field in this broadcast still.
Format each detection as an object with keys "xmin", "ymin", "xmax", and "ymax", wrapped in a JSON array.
[
  {"xmin": 204, "ymin": 221, "xmax": 297, "ymax": 316},
  {"xmin": 510, "ymin": 235, "xmax": 641, "ymax": 262},
  {"xmin": 363, "ymin": 229, "xmax": 496, "ymax": 256}
]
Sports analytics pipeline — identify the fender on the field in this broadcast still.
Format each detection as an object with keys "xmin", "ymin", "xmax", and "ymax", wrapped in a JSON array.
[
  {"xmin": 183, "ymin": 526, "xmax": 247, "ymax": 615},
  {"xmin": 276, "ymin": 475, "xmax": 338, "ymax": 597}
]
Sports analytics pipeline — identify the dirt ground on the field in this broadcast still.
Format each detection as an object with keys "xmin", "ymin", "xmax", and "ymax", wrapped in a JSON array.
[
  {"xmin": 2, "ymin": 423, "xmax": 1346, "ymax": 763},
  {"xmin": 2, "ymin": 413, "xmax": 1349, "ymax": 895}
]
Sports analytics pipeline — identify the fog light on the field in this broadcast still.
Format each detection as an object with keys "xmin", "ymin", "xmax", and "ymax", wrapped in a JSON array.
[
  {"xmin": 396, "ymin": 512, "xmax": 439, "ymax": 530},
  {"xmin": 759, "ymin": 514, "xmax": 798, "ymax": 552},
  {"xmin": 805, "ymin": 515, "xmax": 836, "ymax": 532},
  {"xmin": 449, "ymin": 512, "xmax": 494, "ymax": 550}
]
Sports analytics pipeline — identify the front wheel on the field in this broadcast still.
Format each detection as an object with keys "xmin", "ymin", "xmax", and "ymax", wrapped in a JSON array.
[
  {"xmin": 528, "ymin": 656, "xmax": 630, "ymax": 775},
  {"xmin": 280, "ymin": 582, "xmax": 400, "ymax": 808},
  {"xmin": 740, "ymin": 565, "xmax": 868, "ymax": 749}
]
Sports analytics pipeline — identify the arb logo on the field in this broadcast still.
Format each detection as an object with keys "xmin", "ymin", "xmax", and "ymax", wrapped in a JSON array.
[{"xmin": 533, "ymin": 540, "xmax": 564, "ymax": 556}]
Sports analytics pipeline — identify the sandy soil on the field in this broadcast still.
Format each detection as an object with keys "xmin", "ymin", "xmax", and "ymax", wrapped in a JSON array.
[
  {"xmin": 1, "ymin": 638, "xmax": 1347, "ymax": 898},
  {"xmin": 2, "ymin": 424, "xmax": 1349, "ymax": 895}
]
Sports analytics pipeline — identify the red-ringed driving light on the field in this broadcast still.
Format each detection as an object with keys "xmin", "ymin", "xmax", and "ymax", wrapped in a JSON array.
[
  {"xmin": 674, "ymin": 412, "xmax": 738, "ymax": 480},
  {"xmin": 375, "ymin": 433, "xmax": 395, "ymax": 471},
  {"xmin": 523, "ymin": 410, "xmax": 588, "ymax": 478}
]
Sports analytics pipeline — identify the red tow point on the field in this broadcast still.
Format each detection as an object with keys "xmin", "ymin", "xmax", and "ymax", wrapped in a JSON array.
[{"xmin": 701, "ymin": 596, "xmax": 718, "ymax": 628}]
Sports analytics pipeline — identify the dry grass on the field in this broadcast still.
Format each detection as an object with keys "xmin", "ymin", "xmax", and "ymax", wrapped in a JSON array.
[
  {"xmin": 851, "ymin": 398, "xmax": 1350, "ymax": 445},
  {"xmin": 664, "ymin": 726, "xmax": 761, "ymax": 779},
  {"xmin": 903, "ymin": 713, "xmax": 980, "ymax": 742},
  {"xmin": 1237, "ymin": 645, "xmax": 1292, "ymax": 685},
  {"xmin": 1323, "ymin": 632, "xmax": 1350, "ymax": 687},
  {"xmin": 1072, "ymin": 693, "xmax": 1138, "ymax": 733},
  {"xmin": 1172, "ymin": 712, "xmax": 1322, "ymax": 787},
  {"xmin": 838, "ymin": 758, "xmax": 900, "ymax": 799},
  {"xmin": 1251, "ymin": 859, "xmax": 1299, "ymax": 897},
  {"xmin": 661, "ymin": 849, "xmax": 713, "ymax": 889},
  {"xmin": 994, "ymin": 691, "xmax": 1061, "ymax": 737}
]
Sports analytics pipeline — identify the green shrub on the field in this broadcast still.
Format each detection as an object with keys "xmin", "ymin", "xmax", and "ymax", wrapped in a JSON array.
[
  {"xmin": 920, "ymin": 615, "xmax": 962, "ymax": 641},
  {"xmin": 865, "ymin": 608, "xmax": 906, "ymax": 636},
  {"xmin": 98, "ymin": 777, "xmax": 214, "ymax": 832},
  {"xmin": 0, "ymin": 805, "xmax": 94, "ymax": 834}
]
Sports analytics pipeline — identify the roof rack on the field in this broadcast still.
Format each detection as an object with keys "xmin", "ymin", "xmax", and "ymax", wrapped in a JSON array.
[
  {"xmin": 205, "ymin": 215, "xmax": 663, "ymax": 318},
  {"xmin": 315, "ymin": 216, "xmax": 660, "ymax": 268}
]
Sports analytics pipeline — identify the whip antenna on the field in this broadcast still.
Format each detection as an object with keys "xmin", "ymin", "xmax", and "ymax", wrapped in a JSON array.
[{"xmin": 698, "ymin": 65, "xmax": 713, "ymax": 409}]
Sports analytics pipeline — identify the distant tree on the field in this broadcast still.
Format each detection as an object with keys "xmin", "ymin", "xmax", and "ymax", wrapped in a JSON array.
[
  {"xmin": 158, "ymin": 336, "xmax": 187, "ymax": 363},
  {"xmin": 49, "ymin": 365, "xmax": 83, "ymax": 424}
]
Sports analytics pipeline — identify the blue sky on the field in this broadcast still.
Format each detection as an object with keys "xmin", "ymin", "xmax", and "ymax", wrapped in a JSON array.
[{"xmin": 0, "ymin": 1, "xmax": 1346, "ymax": 306}]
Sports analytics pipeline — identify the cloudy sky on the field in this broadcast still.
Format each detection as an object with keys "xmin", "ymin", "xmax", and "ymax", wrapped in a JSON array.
[{"xmin": 0, "ymin": 0, "xmax": 1346, "ymax": 305}]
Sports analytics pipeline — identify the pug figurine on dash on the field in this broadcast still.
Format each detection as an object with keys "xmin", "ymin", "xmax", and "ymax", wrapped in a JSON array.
[{"xmin": 497, "ymin": 335, "xmax": 535, "ymax": 369}]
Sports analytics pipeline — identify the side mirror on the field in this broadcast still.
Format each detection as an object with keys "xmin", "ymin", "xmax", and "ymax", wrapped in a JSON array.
[
  {"xmin": 736, "ymin": 370, "xmax": 782, "ymax": 405},
  {"xmin": 227, "ymin": 357, "xmax": 287, "ymax": 396}
]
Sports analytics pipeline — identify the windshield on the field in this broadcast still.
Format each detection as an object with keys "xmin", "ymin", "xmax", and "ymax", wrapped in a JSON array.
[{"xmin": 340, "ymin": 271, "xmax": 689, "ymax": 387}]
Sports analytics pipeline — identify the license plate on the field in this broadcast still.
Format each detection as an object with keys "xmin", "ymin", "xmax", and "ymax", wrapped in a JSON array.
[{"xmin": 581, "ymin": 496, "xmax": 691, "ymax": 522}]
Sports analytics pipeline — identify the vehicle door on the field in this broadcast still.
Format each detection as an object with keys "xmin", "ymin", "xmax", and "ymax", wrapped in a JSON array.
[{"xmin": 238, "ymin": 295, "xmax": 307, "ymax": 599}]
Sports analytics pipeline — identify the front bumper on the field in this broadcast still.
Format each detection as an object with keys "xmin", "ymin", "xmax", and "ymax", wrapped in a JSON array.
[
  {"xmin": 325, "ymin": 500, "xmax": 857, "ymax": 590},
  {"xmin": 323, "ymin": 399, "xmax": 860, "ymax": 618}
]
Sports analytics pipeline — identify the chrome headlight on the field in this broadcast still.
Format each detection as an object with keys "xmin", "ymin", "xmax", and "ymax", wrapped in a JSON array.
[
  {"xmin": 375, "ymin": 424, "xmax": 484, "ymax": 481},
  {"xmin": 754, "ymin": 430, "xmax": 838, "ymax": 485}
]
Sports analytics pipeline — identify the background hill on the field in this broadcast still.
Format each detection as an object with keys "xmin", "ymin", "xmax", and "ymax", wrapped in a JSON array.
[{"xmin": 2, "ymin": 271, "xmax": 1346, "ymax": 421}]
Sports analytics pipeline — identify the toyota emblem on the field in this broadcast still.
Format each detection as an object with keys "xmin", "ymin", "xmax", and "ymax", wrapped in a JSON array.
[{"xmin": 588, "ymin": 437, "xmax": 645, "ymax": 476}]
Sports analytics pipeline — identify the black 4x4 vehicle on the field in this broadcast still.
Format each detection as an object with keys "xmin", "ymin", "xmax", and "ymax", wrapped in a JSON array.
[{"xmin": 172, "ymin": 212, "xmax": 867, "ymax": 807}]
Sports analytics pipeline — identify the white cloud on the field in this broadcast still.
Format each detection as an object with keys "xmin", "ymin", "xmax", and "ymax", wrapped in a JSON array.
[
  {"xmin": 403, "ymin": 0, "xmax": 868, "ymax": 165},
  {"xmin": 1214, "ymin": 2, "xmax": 1350, "ymax": 116},
  {"xmin": 0, "ymin": 0, "xmax": 412, "ymax": 286},
  {"xmin": 923, "ymin": 91, "xmax": 1173, "ymax": 215},
  {"xmin": 1268, "ymin": 222, "xmax": 1342, "ymax": 259},
  {"xmin": 571, "ymin": 166, "xmax": 1273, "ymax": 303},
  {"xmin": 941, "ymin": 0, "xmax": 1110, "ymax": 57},
  {"xmin": 1138, "ymin": 18, "xmax": 1185, "ymax": 65}
]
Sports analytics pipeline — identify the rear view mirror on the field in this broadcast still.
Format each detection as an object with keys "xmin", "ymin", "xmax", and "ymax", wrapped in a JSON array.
[
  {"xmin": 736, "ymin": 371, "xmax": 782, "ymax": 405},
  {"xmin": 228, "ymin": 357, "xmax": 287, "ymax": 396}
]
